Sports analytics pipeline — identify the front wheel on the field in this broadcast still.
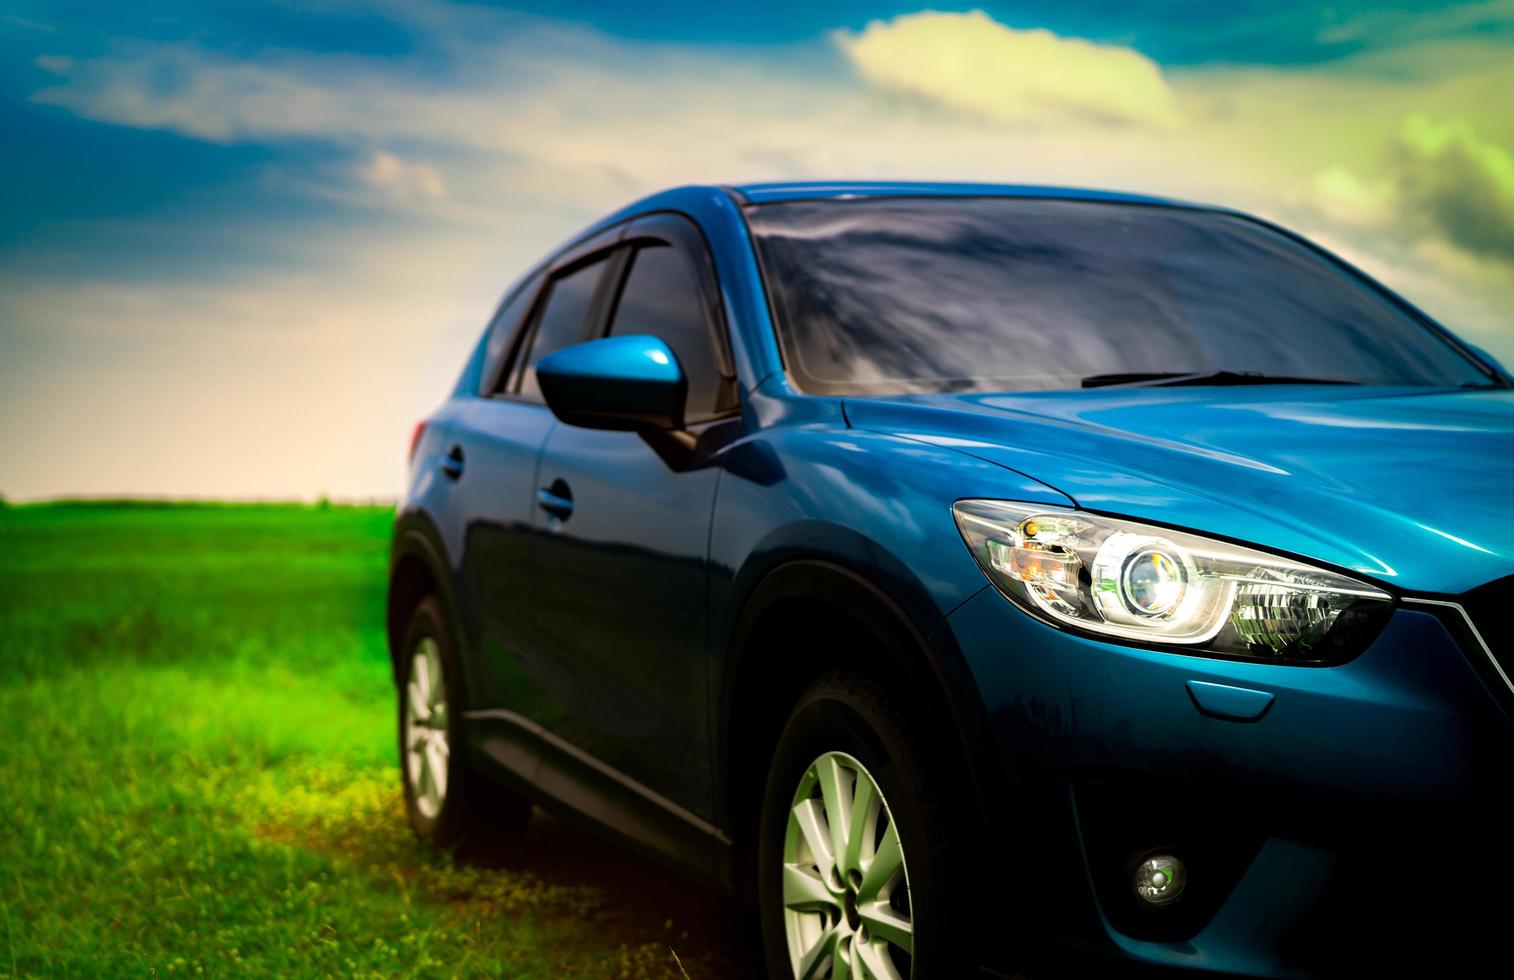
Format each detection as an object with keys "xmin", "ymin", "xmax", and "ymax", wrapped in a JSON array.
[
  {"xmin": 398, "ymin": 595, "xmax": 528, "ymax": 849},
  {"xmin": 757, "ymin": 672, "xmax": 968, "ymax": 979}
]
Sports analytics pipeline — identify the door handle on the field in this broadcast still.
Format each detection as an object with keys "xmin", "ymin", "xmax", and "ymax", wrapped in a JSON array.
[
  {"xmin": 441, "ymin": 444, "xmax": 465, "ymax": 481},
  {"xmin": 536, "ymin": 478, "xmax": 573, "ymax": 520}
]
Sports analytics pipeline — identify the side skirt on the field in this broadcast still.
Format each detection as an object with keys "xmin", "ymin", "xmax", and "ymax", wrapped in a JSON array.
[{"xmin": 461, "ymin": 709, "xmax": 735, "ymax": 888}]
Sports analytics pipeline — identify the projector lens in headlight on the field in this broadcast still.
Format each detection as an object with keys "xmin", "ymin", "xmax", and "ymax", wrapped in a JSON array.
[
  {"xmin": 1120, "ymin": 548, "xmax": 1187, "ymax": 617},
  {"xmin": 953, "ymin": 500, "xmax": 1392, "ymax": 662}
]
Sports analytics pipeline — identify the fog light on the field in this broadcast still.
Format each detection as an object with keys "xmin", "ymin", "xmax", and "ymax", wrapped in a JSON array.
[{"xmin": 1133, "ymin": 854, "xmax": 1186, "ymax": 907}]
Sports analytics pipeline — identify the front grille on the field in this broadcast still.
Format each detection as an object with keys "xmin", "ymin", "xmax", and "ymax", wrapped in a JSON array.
[{"xmin": 1458, "ymin": 574, "xmax": 1514, "ymax": 693}]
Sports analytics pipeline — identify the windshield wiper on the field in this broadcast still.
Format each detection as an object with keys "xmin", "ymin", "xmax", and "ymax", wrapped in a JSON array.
[{"xmin": 1080, "ymin": 370, "xmax": 1363, "ymax": 389}]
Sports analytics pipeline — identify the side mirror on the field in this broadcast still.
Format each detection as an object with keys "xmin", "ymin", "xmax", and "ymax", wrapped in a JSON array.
[{"xmin": 536, "ymin": 335, "xmax": 687, "ymax": 432}]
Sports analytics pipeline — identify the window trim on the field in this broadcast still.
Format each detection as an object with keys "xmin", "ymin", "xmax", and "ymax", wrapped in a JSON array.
[
  {"xmin": 477, "ymin": 271, "xmax": 545, "ymax": 397},
  {"xmin": 607, "ymin": 212, "xmax": 740, "ymax": 423},
  {"xmin": 508, "ymin": 247, "xmax": 628, "ymax": 401},
  {"xmin": 479, "ymin": 209, "xmax": 746, "ymax": 421},
  {"xmin": 486, "ymin": 225, "xmax": 627, "ymax": 403}
]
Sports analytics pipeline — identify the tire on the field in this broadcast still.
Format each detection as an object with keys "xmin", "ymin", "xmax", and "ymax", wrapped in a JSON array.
[
  {"xmin": 757, "ymin": 671, "xmax": 968, "ymax": 979},
  {"xmin": 398, "ymin": 595, "xmax": 529, "ymax": 849}
]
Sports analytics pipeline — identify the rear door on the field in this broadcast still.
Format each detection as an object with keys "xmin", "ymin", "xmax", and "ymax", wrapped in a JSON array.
[{"xmin": 528, "ymin": 213, "xmax": 739, "ymax": 817}]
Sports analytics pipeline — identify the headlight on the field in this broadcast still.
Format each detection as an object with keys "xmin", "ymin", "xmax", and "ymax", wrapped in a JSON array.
[{"xmin": 953, "ymin": 500, "xmax": 1393, "ymax": 662}]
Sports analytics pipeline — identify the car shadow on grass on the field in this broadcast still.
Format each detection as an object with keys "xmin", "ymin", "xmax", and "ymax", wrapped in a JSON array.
[
  {"xmin": 459, "ymin": 806, "xmax": 762, "ymax": 979},
  {"xmin": 256, "ymin": 767, "xmax": 760, "ymax": 979}
]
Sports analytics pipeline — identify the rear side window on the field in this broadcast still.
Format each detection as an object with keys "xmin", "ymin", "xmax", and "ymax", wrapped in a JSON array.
[
  {"xmin": 478, "ymin": 273, "xmax": 541, "ymax": 395},
  {"xmin": 608, "ymin": 244, "xmax": 726, "ymax": 421},
  {"xmin": 517, "ymin": 257, "xmax": 609, "ymax": 401}
]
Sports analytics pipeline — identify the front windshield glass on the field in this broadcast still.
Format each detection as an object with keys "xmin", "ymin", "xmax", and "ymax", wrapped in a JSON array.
[{"xmin": 746, "ymin": 197, "xmax": 1494, "ymax": 394}]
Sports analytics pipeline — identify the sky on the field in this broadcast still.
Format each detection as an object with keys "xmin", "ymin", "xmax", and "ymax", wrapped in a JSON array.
[{"xmin": 2, "ymin": 1, "xmax": 1513, "ymax": 500}]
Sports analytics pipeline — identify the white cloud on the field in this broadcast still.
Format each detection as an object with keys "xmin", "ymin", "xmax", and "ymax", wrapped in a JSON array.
[
  {"xmin": 1316, "ymin": 1, "xmax": 1514, "ymax": 46},
  {"xmin": 355, "ymin": 151, "xmax": 447, "ymax": 203},
  {"xmin": 6, "ymin": 15, "xmax": 56, "ymax": 33},
  {"xmin": 1389, "ymin": 116, "xmax": 1514, "ymax": 262},
  {"xmin": 1306, "ymin": 166, "xmax": 1395, "ymax": 227},
  {"xmin": 26, "ymin": 12, "xmax": 1199, "ymax": 200},
  {"xmin": 1310, "ymin": 115, "xmax": 1514, "ymax": 262},
  {"xmin": 9, "ymin": 5, "xmax": 1514, "ymax": 497},
  {"xmin": 32, "ymin": 43, "xmax": 463, "ymax": 146},
  {"xmin": 835, "ymin": 10, "xmax": 1180, "ymax": 128},
  {"xmin": 1297, "ymin": 114, "xmax": 1514, "ymax": 350}
]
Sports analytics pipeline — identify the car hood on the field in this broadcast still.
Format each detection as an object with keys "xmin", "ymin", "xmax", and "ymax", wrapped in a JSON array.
[{"xmin": 845, "ymin": 385, "xmax": 1514, "ymax": 594}]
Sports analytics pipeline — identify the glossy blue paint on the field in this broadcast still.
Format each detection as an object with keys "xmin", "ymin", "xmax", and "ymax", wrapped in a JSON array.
[
  {"xmin": 527, "ymin": 411, "xmax": 727, "ymax": 813},
  {"xmin": 1185, "ymin": 680, "xmax": 1276, "ymax": 721},
  {"xmin": 394, "ymin": 182, "xmax": 1514, "ymax": 977},
  {"xmin": 731, "ymin": 180, "xmax": 1192, "ymax": 208},
  {"xmin": 844, "ymin": 386, "xmax": 1514, "ymax": 593},
  {"xmin": 943, "ymin": 588, "xmax": 1509, "ymax": 973},
  {"xmin": 537, "ymin": 334, "xmax": 687, "ymax": 431},
  {"xmin": 436, "ymin": 396, "xmax": 556, "ymax": 711}
]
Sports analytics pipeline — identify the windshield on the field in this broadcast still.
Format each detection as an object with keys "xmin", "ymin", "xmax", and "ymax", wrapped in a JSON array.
[{"xmin": 746, "ymin": 198, "xmax": 1495, "ymax": 395}]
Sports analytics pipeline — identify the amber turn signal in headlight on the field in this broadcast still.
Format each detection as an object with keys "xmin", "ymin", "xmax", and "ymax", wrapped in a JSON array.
[{"xmin": 953, "ymin": 500, "xmax": 1393, "ymax": 662}]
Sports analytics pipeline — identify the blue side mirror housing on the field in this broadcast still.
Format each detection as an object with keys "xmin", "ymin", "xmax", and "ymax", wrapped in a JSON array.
[{"xmin": 536, "ymin": 335, "xmax": 688, "ymax": 432}]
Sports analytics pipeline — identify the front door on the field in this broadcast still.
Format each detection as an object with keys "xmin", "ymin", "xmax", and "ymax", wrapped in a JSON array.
[{"xmin": 529, "ymin": 213, "xmax": 739, "ymax": 816}]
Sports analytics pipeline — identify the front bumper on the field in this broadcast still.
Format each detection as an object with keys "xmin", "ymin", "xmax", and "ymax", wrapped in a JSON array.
[{"xmin": 940, "ymin": 586, "xmax": 1513, "ymax": 978}]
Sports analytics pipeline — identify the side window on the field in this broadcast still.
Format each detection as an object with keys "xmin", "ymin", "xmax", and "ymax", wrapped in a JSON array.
[
  {"xmin": 478, "ymin": 273, "xmax": 541, "ymax": 395},
  {"xmin": 516, "ymin": 256, "xmax": 610, "ymax": 401},
  {"xmin": 608, "ymin": 244, "xmax": 727, "ymax": 421}
]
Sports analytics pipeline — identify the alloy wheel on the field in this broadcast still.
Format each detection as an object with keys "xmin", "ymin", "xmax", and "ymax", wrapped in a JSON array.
[
  {"xmin": 404, "ymin": 636, "xmax": 449, "ymax": 819},
  {"xmin": 781, "ymin": 751, "xmax": 914, "ymax": 979}
]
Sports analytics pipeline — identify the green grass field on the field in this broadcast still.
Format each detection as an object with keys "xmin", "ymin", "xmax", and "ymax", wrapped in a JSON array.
[{"xmin": 0, "ymin": 502, "xmax": 748, "ymax": 978}]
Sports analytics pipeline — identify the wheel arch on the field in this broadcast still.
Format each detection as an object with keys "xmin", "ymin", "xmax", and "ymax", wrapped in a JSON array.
[
  {"xmin": 717, "ymin": 545, "xmax": 1000, "ymax": 899},
  {"xmin": 387, "ymin": 508, "xmax": 463, "ymax": 687}
]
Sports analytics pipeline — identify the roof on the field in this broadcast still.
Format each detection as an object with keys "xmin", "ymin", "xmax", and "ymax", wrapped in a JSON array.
[
  {"xmin": 587, "ymin": 182, "xmax": 1210, "ymax": 242},
  {"xmin": 726, "ymin": 180, "xmax": 1192, "ymax": 208}
]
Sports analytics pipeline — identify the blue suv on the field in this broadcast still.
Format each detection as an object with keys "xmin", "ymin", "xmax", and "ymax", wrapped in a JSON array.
[{"xmin": 387, "ymin": 183, "xmax": 1514, "ymax": 978}]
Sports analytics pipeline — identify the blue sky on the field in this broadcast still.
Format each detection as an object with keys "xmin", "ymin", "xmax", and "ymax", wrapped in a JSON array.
[{"xmin": 3, "ymin": 1, "xmax": 1513, "ymax": 499}]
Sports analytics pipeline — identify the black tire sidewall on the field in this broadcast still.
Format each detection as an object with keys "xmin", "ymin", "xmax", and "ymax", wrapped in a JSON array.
[
  {"xmin": 757, "ymin": 673, "xmax": 956, "ymax": 979},
  {"xmin": 397, "ymin": 595, "xmax": 471, "ymax": 846}
]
